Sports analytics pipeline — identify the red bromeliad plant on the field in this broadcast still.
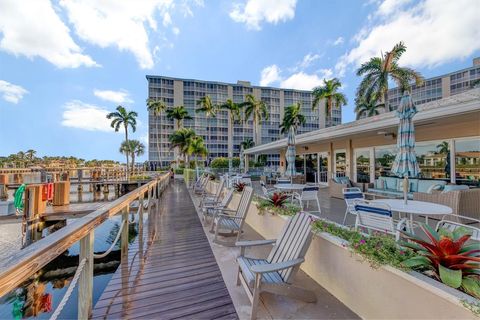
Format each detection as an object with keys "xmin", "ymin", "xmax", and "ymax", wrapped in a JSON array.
[
  {"xmin": 233, "ymin": 182, "xmax": 246, "ymax": 192},
  {"xmin": 268, "ymin": 192, "xmax": 288, "ymax": 207},
  {"xmin": 401, "ymin": 224, "xmax": 480, "ymax": 298}
]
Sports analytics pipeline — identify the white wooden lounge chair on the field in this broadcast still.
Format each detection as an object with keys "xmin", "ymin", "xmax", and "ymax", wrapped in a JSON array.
[
  {"xmin": 193, "ymin": 174, "xmax": 209, "ymax": 194},
  {"xmin": 354, "ymin": 199, "xmax": 408, "ymax": 241},
  {"xmin": 200, "ymin": 178, "xmax": 225, "ymax": 207},
  {"xmin": 202, "ymin": 188, "xmax": 234, "ymax": 224},
  {"xmin": 212, "ymin": 186, "xmax": 253, "ymax": 246},
  {"xmin": 235, "ymin": 212, "xmax": 316, "ymax": 320}
]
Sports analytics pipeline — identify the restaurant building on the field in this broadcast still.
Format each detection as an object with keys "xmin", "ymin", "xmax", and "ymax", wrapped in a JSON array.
[{"xmin": 244, "ymin": 88, "xmax": 480, "ymax": 187}]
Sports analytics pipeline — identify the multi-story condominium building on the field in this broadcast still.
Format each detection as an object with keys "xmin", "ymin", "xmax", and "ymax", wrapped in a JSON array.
[
  {"xmin": 146, "ymin": 76, "xmax": 342, "ymax": 167},
  {"xmin": 388, "ymin": 57, "xmax": 480, "ymax": 110}
]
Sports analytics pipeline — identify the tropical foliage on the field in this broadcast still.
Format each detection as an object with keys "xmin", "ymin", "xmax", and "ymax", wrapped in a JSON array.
[
  {"xmin": 267, "ymin": 192, "xmax": 288, "ymax": 207},
  {"xmin": 196, "ymin": 96, "xmax": 218, "ymax": 158},
  {"xmin": 240, "ymin": 138, "xmax": 255, "ymax": 150},
  {"xmin": 401, "ymin": 224, "xmax": 480, "ymax": 298},
  {"xmin": 219, "ymin": 99, "xmax": 243, "ymax": 169},
  {"xmin": 243, "ymin": 94, "xmax": 269, "ymax": 147},
  {"xmin": 233, "ymin": 182, "xmax": 246, "ymax": 192},
  {"xmin": 119, "ymin": 139, "xmax": 145, "ymax": 171},
  {"xmin": 210, "ymin": 157, "xmax": 241, "ymax": 168},
  {"xmin": 356, "ymin": 41, "xmax": 424, "ymax": 112},
  {"xmin": 312, "ymin": 78, "xmax": 347, "ymax": 124},
  {"xmin": 107, "ymin": 105, "xmax": 138, "ymax": 175},
  {"xmin": 166, "ymin": 105, "xmax": 192, "ymax": 129},
  {"xmin": 255, "ymin": 197, "xmax": 301, "ymax": 217},
  {"xmin": 168, "ymin": 128, "xmax": 196, "ymax": 164},
  {"xmin": 187, "ymin": 135, "xmax": 208, "ymax": 169},
  {"xmin": 354, "ymin": 93, "xmax": 385, "ymax": 119},
  {"xmin": 280, "ymin": 102, "xmax": 306, "ymax": 134}
]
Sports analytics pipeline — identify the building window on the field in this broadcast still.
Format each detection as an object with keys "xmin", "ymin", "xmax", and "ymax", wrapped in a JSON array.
[
  {"xmin": 375, "ymin": 146, "xmax": 396, "ymax": 177},
  {"xmin": 295, "ymin": 155, "xmax": 305, "ymax": 175},
  {"xmin": 355, "ymin": 149, "xmax": 371, "ymax": 183},
  {"xmin": 416, "ymin": 141, "xmax": 449, "ymax": 180},
  {"xmin": 455, "ymin": 138, "xmax": 480, "ymax": 187},
  {"xmin": 334, "ymin": 150, "xmax": 346, "ymax": 177}
]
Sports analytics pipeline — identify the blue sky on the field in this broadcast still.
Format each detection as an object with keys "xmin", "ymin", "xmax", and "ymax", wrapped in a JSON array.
[{"xmin": 0, "ymin": 0, "xmax": 479, "ymax": 162}]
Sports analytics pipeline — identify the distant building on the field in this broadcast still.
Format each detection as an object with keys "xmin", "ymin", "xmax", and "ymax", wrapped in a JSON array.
[
  {"xmin": 388, "ymin": 57, "xmax": 480, "ymax": 111},
  {"xmin": 146, "ymin": 76, "xmax": 342, "ymax": 167}
]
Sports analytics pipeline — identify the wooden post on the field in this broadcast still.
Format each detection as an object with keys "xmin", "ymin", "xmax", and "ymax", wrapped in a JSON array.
[
  {"xmin": 121, "ymin": 205, "xmax": 129, "ymax": 256},
  {"xmin": 147, "ymin": 186, "xmax": 152, "ymax": 213},
  {"xmin": 78, "ymin": 231, "xmax": 94, "ymax": 320}
]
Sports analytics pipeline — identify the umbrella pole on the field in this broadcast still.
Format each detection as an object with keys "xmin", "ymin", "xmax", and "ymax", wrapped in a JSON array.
[{"xmin": 403, "ymin": 176, "xmax": 409, "ymax": 205}]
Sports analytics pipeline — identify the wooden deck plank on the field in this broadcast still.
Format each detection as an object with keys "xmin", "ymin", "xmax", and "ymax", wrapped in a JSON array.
[{"xmin": 92, "ymin": 181, "xmax": 238, "ymax": 319}]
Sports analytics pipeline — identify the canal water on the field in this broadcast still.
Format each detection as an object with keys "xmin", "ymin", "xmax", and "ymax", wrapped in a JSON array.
[{"xmin": 0, "ymin": 173, "xmax": 143, "ymax": 319}]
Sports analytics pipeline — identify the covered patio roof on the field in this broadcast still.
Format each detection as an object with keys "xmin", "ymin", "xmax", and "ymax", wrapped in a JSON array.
[{"xmin": 245, "ymin": 88, "xmax": 480, "ymax": 155}]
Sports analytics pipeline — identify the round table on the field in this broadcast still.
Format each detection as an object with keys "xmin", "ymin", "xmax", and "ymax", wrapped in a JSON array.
[
  {"xmin": 372, "ymin": 199, "xmax": 453, "ymax": 228},
  {"xmin": 273, "ymin": 184, "xmax": 306, "ymax": 201}
]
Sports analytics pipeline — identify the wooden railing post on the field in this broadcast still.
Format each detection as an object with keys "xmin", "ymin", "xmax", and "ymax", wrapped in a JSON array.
[
  {"xmin": 78, "ymin": 231, "xmax": 94, "ymax": 320},
  {"xmin": 121, "ymin": 204, "xmax": 129, "ymax": 256}
]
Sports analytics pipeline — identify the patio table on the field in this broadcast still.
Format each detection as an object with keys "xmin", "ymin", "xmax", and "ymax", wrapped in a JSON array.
[
  {"xmin": 371, "ymin": 199, "xmax": 453, "ymax": 230},
  {"xmin": 273, "ymin": 183, "xmax": 306, "ymax": 201}
]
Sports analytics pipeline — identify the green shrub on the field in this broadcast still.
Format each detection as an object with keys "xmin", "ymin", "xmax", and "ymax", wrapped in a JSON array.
[
  {"xmin": 174, "ymin": 168, "xmax": 184, "ymax": 175},
  {"xmin": 210, "ymin": 157, "xmax": 240, "ymax": 168}
]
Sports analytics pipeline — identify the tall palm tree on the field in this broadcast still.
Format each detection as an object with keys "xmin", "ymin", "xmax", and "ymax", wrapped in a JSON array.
[
  {"xmin": 280, "ymin": 102, "xmax": 306, "ymax": 134},
  {"xmin": 354, "ymin": 93, "xmax": 385, "ymax": 119},
  {"xmin": 243, "ymin": 94, "xmax": 269, "ymax": 160},
  {"xmin": 240, "ymin": 138, "xmax": 255, "ymax": 166},
  {"xmin": 166, "ymin": 106, "xmax": 192, "ymax": 167},
  {"xmin": 356, "ymin": 41, "xmax": 424, "ymax": 112},
  {"xmin": 107, "ymin": 105, "xmax": 138, "ymax": 177},
  {"xmin": 312, "ymin": 78, "xmax": 347, "ymax": 126},
  {"xmin": 219, "ymin": 99, "xmax": 242, "ymax": 171},
  {"xmin": 25, "ymin": 149, "xmax": 36, "ymax": 164},
  {"xmin": 187, "ymin": 136, "xmax": 208, "ymax": 171},
  {"xmin": 169, "ymin": 128, "xmax": 196, "ymax": 166},
  {"xmin": 196, "ymin": 96, "xmax": 218, "ymax": 153},
  {"xmin": 146, "ymin": 98, "xmax": 167, "ymax": 166},
  {"xmin": 119, "ymin": 139, "xmax": 145, "ymax": 171}
]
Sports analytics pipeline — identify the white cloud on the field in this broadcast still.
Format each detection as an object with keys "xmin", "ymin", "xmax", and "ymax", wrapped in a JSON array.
[
  {"xmin": 61, "ymin": 100, "xmax": 112, "ymax": 132},
  {"xmin": 59, "ymin": 0, "xmax": 202, "ymax": 69},
  {"xmin": 338, "ymin": 0, "xmax": 480, "ymax": 72},
  {"xmin": 0, "ymin": 0, "xmax": 97, "ymax": 68},
  {"xmin": 280, "ymin": 72, "xmax": 323, "ymax": 91},
  {"xmin": 333, "ymin": 37, "xmax": 344, "ymax": 46},
  {"xmin": 298, "ymin": 53, "xmax": 321, "ymax": 69},
  {"xmin": 94, "ymin": 89, "xmax": 133, "ymax": 104},
  {"xmin": 230, "ymin": 0, "xmax": 297, "ymax": 30},
  {"xmin": 260, "ymin": 65, "xmax": 281, "ymax": 86},
  {"xmin": 172, "ymin": 27, "xmax": 180, "ymax": 35},
  {"xmin": 0, "ymin": 80, "xmax": 28, "ymax": 104}
]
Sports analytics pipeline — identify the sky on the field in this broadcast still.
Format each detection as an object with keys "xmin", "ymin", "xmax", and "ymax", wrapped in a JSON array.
[{"xmin": 0, "ymin": 0, "xmax": 479, "ymax": 162}]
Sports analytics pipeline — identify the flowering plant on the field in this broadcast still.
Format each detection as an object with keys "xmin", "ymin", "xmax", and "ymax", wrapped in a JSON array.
[
  {"xmin": 233, "ymin": 182, "xmax": 246, "ymax": 192},
  {"xmin": 267, "ymin": 192, "xmax": 289, "ymax": 207}
]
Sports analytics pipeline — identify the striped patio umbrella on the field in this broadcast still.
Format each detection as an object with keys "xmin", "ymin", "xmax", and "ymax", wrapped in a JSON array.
[
  {"xmin": 285, "ymin": 127, "xmax": 296, "ymax": 177},
  {"xmin": 239, "ymin": 146, "xmax": 245, "ymax": 173},
  {"xmin": 391, "ymin": 92, "xmax": 420, "ymax": 202}
]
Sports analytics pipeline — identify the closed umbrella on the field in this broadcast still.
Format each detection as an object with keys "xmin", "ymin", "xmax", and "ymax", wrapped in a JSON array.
[
  {"xmin": 391, "ymin": 92, "xmax": 420, "ymax": 204},
  {"xmin": 239, "ymin": 146, "xmax": 245, "ymax": 173},
  {"xmin": 285, "ymin": 127, "xmax": 296, "ymax": 177}
]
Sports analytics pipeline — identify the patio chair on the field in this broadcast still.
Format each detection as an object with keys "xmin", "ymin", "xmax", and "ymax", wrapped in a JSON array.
[
  {"xmin": 436, "ymin": 215, "xmax": 480, "ymax": 242},
  {"xmin": 235, "ymin": 212, "xmax": 316, "ymax": 320},
  {"xmin": 354, "ymin": 200, "xmax": 408, "ymax": 241},
  {"xmin": 260, "ymin": 181, "xmax": 275, "ymax": 198},
  {"xmin": 193, "ymin": 174, "xmax": 209, "ymax": 194},
  {"xmin": 200, "ymin": 177, "xmax": 225, "ymax": 207},
  {"xmin": 211, "ymin": 186, "xmax": 254, "ymax": 246},
  {"xmin": 342, "ymin": 187, "xmax": 364, "ymax": 225},
  {"xmin": 202, "ymin": 188, "xmax": 234, "ymax": 224},
  {"xmin": 293, "ymin": 186, "xmax": 321, "ymax": 215}
]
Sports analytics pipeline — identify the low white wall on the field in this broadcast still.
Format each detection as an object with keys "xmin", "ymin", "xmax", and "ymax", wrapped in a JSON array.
[{"xmin": 207, "ymin": 181, "xmax": 476, "ymax": 319}]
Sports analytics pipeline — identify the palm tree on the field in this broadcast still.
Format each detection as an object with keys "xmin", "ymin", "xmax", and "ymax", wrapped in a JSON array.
[
  {"xmin": 166, "ymin": 106, "xmax": 192, "ymax": 167},
  {"xmin": 169, "ymin": 128, "xmax": 196, "ymax": 166},
  {"xmin": 356, "ymin": 41, "xmax": 424, "ymax": 112},
  {"xmin": 354, "ymin": 93, "xmax": 385, "ymax": 119},
  {"xmin": 25, "ymin": 149, "xmax": 36, "ymax": 164},
  {"xmin": 312, "ymin": 78, "xmax": 347, "ymax": 126},
  {"xmin": 280, "ymin": 102, "xmax": 306, "ymax": 134},
  {"xmin": 107, "ymin": 106, "xmax": 138, "ymax": 177},
  {"xmin": 196, "ymin": 96, "xmax": 218, "ymax": 153},
  {"xmin": 219, "ymin": 99, "xmax": 242, "ymax": 171},
  {"xmin": 187, "ymin": 136, "xmax": 208, "ymax": 172},
  {"xmin": 436, "ymin": 141, "xmax": 449, "ymax": 154},
  {"xmin": 240, "ymin": 138, "xmax": 255, "ymax": 165},
  {"xmin": 119, "ymin": 139, "xmax": 144, "ymax": 171},
  {"xmin": 243, "ymin": 94, "xmax": 269, "ymax": 160},
  {"xmin": 146, "ymin": 98, "xmax": 167, "ymax": 166}
]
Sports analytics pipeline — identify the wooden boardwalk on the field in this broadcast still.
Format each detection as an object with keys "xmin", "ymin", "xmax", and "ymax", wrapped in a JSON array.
[{"xmin": 92, "ymin": 181, "xmax": 238, "ymax": 319}]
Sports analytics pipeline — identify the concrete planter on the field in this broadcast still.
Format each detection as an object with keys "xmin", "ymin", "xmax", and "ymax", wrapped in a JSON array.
[{"xmin": 207, "ymin": 181, "xmax": 477, "ymax": 318}]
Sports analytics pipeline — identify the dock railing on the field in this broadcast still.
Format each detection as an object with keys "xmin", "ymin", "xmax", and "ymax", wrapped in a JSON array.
[{"xmin": 0, "ymin": 172, "xmax": 171, "ymax": 319}]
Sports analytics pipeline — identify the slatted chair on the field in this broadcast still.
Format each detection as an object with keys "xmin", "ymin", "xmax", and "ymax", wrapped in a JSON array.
[
  {"xmin": 354, "ymin": 199, "xmax": 407, "ymax": 241},
  {"xmin": 211, "ymin": 186, "xmax": 254, "ymax": 246},
  {"xmin": 202, "ymin": 188, "xmax": 234, "ymax": 224},
  {"xmin": 193, "ymin": 174, "xmax": 209, "ymax": 194},
  {"xmin": 200, "ymin": 177, "xmax": 225, "ymax": 207},
  {"xmin": 342, "ymin": 187, "xmax": 364, "ymax": 225},
  {"xmin": 235, "ymin": 212, "xmax": 316, "ymax": 320},
  {"xmin": 436, "ymin": 215, "xmax": 480, "ymax": 242},
  {"xmin": 293, "ymin": 186, "xmax": 321, "ymax": 215}
]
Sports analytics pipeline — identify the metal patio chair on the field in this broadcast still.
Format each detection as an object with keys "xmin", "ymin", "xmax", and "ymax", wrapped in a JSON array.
[{"xmin": 342, "ymin": 187, "xmax": 364, "ymax": 225}]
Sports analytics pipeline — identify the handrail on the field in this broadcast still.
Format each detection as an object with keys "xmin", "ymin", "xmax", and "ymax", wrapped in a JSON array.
[{"xmin": 0, "ymin": 172, "xmax": 170, "ymax": 297}]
